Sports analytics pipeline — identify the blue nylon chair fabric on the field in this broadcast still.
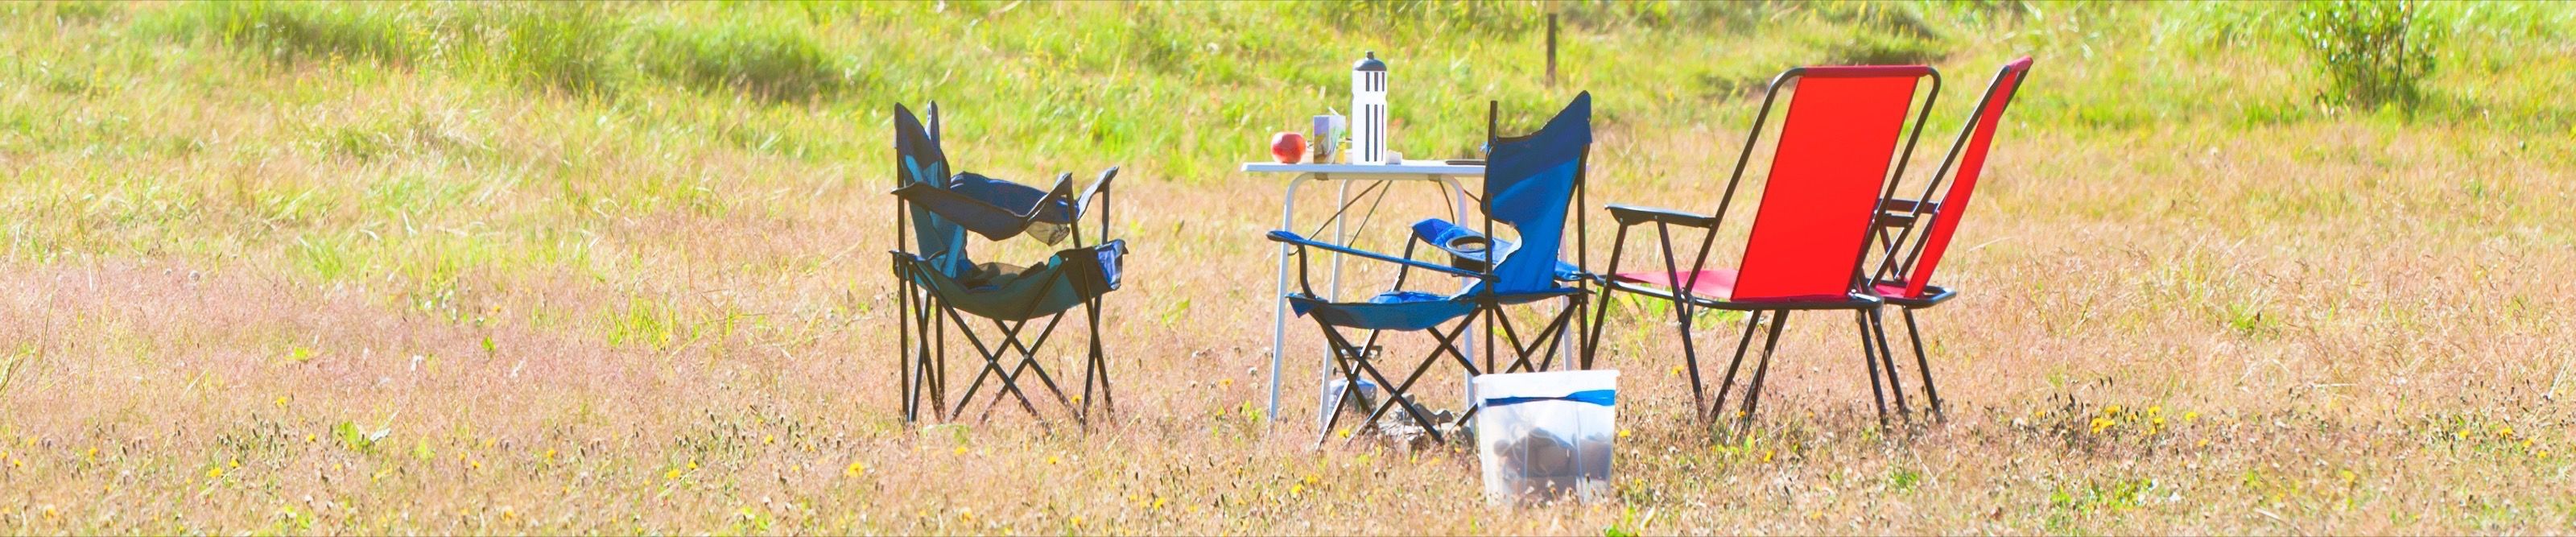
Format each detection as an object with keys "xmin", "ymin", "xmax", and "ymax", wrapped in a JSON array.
[
  {"xmin": 1406, "ymin": 219, "xmax": 1583, "ymax": 281},
  {"xmin": 1288, "ymin": 93, "xmax": 1592, "ymax": 332},
  {"xmin": 893, "ymin": 102, "xmax": 1121, "ymax": 322},
  {"xmin": 894, "ymin": 105, "xmax": 972, "ymax": 279},
  {"xmin": 914, "ymin": 242, "xmax": 1126, "ymax": 322},
  {"xmin": 892, "ymin": 172, "xmax": 1076, "ymax": 244}
]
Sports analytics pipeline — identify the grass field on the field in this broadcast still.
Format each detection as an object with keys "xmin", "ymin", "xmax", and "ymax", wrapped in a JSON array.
[{"xmin": 2, "ymin": 1, "xmax": 2574, "ymax": 534}]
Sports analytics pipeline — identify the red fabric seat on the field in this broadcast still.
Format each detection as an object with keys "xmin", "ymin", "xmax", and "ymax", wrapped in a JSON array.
[{"xmin": 1610, "ymin": 268, "xmax": 1739, "ymax": 299}]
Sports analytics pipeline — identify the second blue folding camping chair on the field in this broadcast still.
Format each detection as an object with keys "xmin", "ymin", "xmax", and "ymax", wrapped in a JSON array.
[
  {"xmin": 1268, "ymin": 93, "xmax": 1595, "ymax": 445},
  {"xmin": 890, "ymin": 102, "xmax": 1125, "ymax": 425}
]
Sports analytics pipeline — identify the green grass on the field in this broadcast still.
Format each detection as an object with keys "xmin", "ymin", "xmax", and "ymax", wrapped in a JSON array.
[{"xmin": 5, "ymin": 1, "xmax": 2576, "ymax": 534}]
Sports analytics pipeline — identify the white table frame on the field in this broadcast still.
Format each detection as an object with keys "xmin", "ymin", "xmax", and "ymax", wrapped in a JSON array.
[{"xmin": 1243, "ymin": 161, "xmax": 1483, "ymax": 427}]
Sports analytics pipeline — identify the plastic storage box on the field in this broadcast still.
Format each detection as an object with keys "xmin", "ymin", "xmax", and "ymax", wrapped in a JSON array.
[{"xmin": 1472, "ymin": 370, "xmax": 1617, "ymax": 505}]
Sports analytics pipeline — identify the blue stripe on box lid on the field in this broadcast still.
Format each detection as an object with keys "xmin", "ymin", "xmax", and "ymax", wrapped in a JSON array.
[{"xmin": 1484, "ymin": 389, "xmax": 1615, "ymax": 407}]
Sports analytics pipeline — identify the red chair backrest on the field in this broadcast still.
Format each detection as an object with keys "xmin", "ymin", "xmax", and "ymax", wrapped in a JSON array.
[
  {"xmin": 1731, "ymin": 66, "xmax": 1938, "ymax": 303},
  {"xmin": 1896, "ymin": 57, "xmax": 2033, "ymax": 298}
]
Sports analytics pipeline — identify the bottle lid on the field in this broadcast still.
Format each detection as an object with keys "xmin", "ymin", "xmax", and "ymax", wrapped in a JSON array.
[{"xmin": 1353, "ymin": 51, "xmax": 1386, "ymax": 72}]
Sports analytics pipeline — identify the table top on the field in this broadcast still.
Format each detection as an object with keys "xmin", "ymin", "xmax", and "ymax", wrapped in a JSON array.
[{"xmin": 1241, "ymin": 160, "xmax": 1484, "ymax": 176}]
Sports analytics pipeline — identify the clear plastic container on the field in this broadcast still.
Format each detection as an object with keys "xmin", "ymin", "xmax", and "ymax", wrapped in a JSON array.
[
  {"xmin": 1319, "ymin": 378, "xmax": 1380, "ymax": 427},
  {"xmin": 1472, "ymin": 370, "xmax": 1617, "ymax": 505}
]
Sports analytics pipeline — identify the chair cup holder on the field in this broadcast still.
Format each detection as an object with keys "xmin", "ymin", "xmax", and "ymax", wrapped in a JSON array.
[{"xmin": 1444, "ymin": 236, "xmax": 1492, "ymax": 272}]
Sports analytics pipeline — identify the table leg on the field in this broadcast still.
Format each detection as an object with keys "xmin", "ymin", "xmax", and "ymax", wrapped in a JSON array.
[
  {"xmin": 1269, "ymin": 173, "xmax": 1315, "ymax": 425},
  {"xmin": 1430, "ymin": 175, "xmax": 1480, "ymax": 411}
]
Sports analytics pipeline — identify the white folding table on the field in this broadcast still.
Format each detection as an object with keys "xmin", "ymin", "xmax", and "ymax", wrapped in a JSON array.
[{"xmin": 1241, "ymin": 161, "xmax": 1482, "ymax": 426}]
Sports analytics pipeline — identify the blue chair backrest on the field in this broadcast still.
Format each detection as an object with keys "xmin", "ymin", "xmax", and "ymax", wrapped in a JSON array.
[
  {"xmin": 1481, "ymin": 92, "xmax": 1592, "ymax": 295},
  {"xmin": 894, "ymin": 104, "xmax": 972, "ymax": 278}
]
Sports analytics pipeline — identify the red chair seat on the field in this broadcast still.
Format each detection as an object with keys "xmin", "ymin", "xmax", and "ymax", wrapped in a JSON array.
[{"xmin": 1611, "ymin": 268, "xmax": 1739, "ymax": 299}]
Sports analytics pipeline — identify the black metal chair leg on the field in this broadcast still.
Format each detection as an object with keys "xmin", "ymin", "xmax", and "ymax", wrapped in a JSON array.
[
  {"xmin": 1901, "ymin": 308, "xmax": 1943, "ymax": 420},
  {"xmin": 1319, "ymin": 319, "xmax": 1452, "ymax": 445},
  {"xmin": 1315, "ymin": 337, "xmax": 1372, "ymax": 447},
  {"xmin": 1736, "ymin": 310, "xmax": 1791, "ymax": 436},
  {"xmin": 1856, "ymin": 311, "xmax": 1890, "ymax": 428},
  {"xmin": 899, "ymin": 281, "xmax": 914, "ymax": 423},
  {"xmin": 942, "ymin": 309, "xmax": 1042, "ymax": 422},
  {"xmin": 1706, "ymin": 310, "xmax": 1765, "ymax": 423},
  {"xmin": 1356, "ymin": 309, "xmax": 1486, "ymax": 444},
  {"xmin": 1865, "ymin": 308, "xmax": 1909, "ymax": 417},
  {"xmin": 1672, "ymin": 296, "xmax": 1707, "ymax": 413},
  {"xmin": 1581, "ymin": 283, "xmax": 1621, "ymax": 370}
]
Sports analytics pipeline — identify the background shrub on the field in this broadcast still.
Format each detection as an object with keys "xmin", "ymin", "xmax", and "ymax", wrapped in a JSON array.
[
  {"xmin": 637, "ymin": 20, "xmax": 847, "ymax": 103},
  {"xmin": 2294, "ymin": 0, "xmax": 2442, "ymax": 112}
]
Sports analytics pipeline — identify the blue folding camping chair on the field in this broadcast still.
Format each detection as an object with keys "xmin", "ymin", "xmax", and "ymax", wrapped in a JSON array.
[
  {"xmin": 890, "ymin": 102, "xmax": 1125, "ymax": 424},
  {"xmin": 1267, "ymin": 93, "xmax": 1595, "ymax": 444}
]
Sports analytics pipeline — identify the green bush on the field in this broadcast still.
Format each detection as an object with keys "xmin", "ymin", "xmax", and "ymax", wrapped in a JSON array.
[
  {"xmin": 493, "ymin": 5, "xmax": 625, "ymax": 98},
  {"xmin": 1324, "ymin": 0, "xmax": 1545, "ymax": 35},
  {"xmin": 2294, "ymin": 0, "xmax": 2442, "ymax": 111},
  {"xmin": 1802, "ymin": 2, "xmax": 1953, "ymax": 65},
  {"xmin": 169, "ymin": 2, "xmax": 420, "ymax": 66},
  {"xmin": 637, "ymin": 20, "xmax": 847, "ymax": 103}
]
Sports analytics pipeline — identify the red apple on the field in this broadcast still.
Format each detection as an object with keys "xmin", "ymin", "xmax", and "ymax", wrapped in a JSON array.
[{"xmin": 1270, "ymin": 132, "xmax": 1307, "ymax": 163}]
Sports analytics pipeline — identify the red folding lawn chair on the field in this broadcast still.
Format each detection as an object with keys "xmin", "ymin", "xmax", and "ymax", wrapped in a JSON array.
[
  {"xmin": 1583, "ymin": 65, "xmax": 1942, "ymax": 432},
  {"xmin": 1861, "ymin": 57, "xmax": 2035, "ymax": 421}
]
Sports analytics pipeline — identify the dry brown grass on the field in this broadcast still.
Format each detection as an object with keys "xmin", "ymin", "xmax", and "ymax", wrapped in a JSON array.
[{"xmin": 2, "ymin": 2, "xmax": 2574, "ymax": 535}]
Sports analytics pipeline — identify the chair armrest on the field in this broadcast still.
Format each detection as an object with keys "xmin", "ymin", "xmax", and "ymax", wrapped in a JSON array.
[
  {"xmin": 1605, "ymin": 204, "xmax": 1717, "ymax": 228},
  {"xmin": 1265, "ymin": 231, "xmax": 1487, "ymax": 279}
]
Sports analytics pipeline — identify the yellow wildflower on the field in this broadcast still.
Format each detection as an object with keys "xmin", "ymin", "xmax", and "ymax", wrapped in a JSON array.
[
  {"xmin": 1047, "ymin": 456, "xmax": 1060, "ymax": 465},
  {"xmin": 845, "ymin": 461, "xmax": 865, "ymax": 477},
  {"xmin": 208, "ymin": 467, "xmax": 224, "ymax": 479},
  {"xmin": 764, "ymin": 435, "xmax": 775, "ymax": 445},
  {"xmin": 1761, "ymin": 449, "xmax": 1774, "ymax": 463},
  {"xmin": 275, "ymin": 395, "xmax": 289, "ymax": 408},
  {"xmin": 544, "ymin": 448, "xmax": 557, "ymax": 464},
  {"xmin": 1290, "ymin": 484, "xmax": 1304, "ymax": 495},
  {"xmin": 665, "ymin": 468, "xmax": 682, "ymax": 481},
  {"xmin": 1071, "ymin": 515, "xmax": 1083, "ymax": 527},
  {"xmin": 687, "ymin": 460, "xmax": 698, "ymax": 470},
  {"xmin": 2184, "ymin": 411, "xmax": 2199, "ymax": 422},
  {"xmin": 2104, "ymin": 405, "xmax": 2122, "ymax": 416},
  {"xmin": 954, "ymin": 446, "xmax": 968, "ymax": 456},
  {"xmin": 43, "ymin": 506, "xmax": 56, "ymax": 519},
  {"xmin": 1153, "ymin": 497, "xmax": 1168, "ymax": 510},
  {"xmin": 1617, "ymin": 429, "xmax": 1631, "ymax": 439},
  {"xmin": 1219, "ymin": 378, "xmax": 1232, "ymax": 387}
]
